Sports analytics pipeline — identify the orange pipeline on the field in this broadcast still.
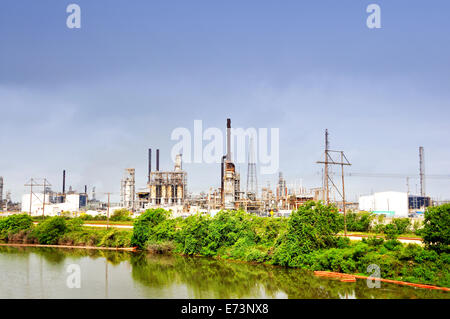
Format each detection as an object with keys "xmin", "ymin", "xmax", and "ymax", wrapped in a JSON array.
[{"xmin": 314, "ymin": 271, "xmax": 450, "ymax": 291}]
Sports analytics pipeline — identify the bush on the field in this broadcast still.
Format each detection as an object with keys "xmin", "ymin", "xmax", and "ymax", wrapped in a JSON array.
[
  {"xmin": 363, "ymin": 236, "xmax": 384, "ymax": 247},
  {"xmin": 131, "ymin": 208, "xmax": 171, "ymax": 248},
  {"xmin": 32, "ymin": 216, "xmax": 68, "ymax": 245},
  {"xmin": 422, "ymin": 204, "xmax": 450, "ymax": 253},
  {"xmin": 273, "ymin": 201, "xmax": 341, "ymax": 266},
  {"xmin": 392, "ymin": 218, "xmax": 411, "ymax": 234},
  {"xmin": 383, "ymin": 223, "xmax": 399, "ymax": 240},
  {"xmin": 178, "ymin": 214, "xmax": 211, "ymax": 255},
  {"xmin": 345, "ymin": 211, "xmax": 375, "ymax": 232},
  {"xmin": 98, "ymin": 229, "xmax": 132, "ymax": 247},
  {"xmin": 110, "ymin": 209, "xmax": 132, "ymax": 221},
  {"xmin": 0, "ymin": 214, "xmax": 34, "ymax": 240}
]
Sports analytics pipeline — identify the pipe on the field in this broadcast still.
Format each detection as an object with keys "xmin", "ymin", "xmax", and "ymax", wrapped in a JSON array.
[
  {"xmin": 226, "ymin": 118, "xmax": 231, "ymax": 161},
  {"xmin": 221, "ymin": 155, "xmax": 226, "ymax": 205},
  {"xmin": 148, "ymin": 148, "xmax": 152, "ymax": 183},
  {"xmin": 63, "ymin": 170, "xmax": 66, "ymax": 194},
  {"xmin": 156, "ymin": 149, "xmax": 160, "ymax": 171}
]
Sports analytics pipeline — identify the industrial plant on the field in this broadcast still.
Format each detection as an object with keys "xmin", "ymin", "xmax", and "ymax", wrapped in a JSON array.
[{"xmin": 0, "ymin": 118, "xmax": 445, "ymax": 220}]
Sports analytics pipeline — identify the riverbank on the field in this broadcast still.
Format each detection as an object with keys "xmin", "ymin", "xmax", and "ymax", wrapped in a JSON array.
[
  {"xmin": 0, "ymin": 242, "xmax": 136, "ymax": 251},
  {"xmin": 1, "ymin": 205, "xmax": 449, "ymax": 289}
]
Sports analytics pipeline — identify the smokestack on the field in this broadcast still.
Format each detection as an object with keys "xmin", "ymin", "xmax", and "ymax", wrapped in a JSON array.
[
  {"xmin": 419, "ymin": 146, "xmax": 425, "ymax": 196},
  {"xmin": 84, "ymin": 185, "xmax": 87, "ymax": 194},
  {"xmin": 148, "ymin": 148, "xmax": 152, "ymax": 183},
  {"xmin": 221, "ymin": 155, "xmax": 226, "ymax": 204},
  {"xmin": 62, "ymin": 170, "xmax": 66, "ymax": 194},
  {"xmin": 226, "ymin": 118, "xmax": 231, "ymax": 161},
  {"xmin": 156, "ymin": 149, "xmax": 160, "ymax": 171}
]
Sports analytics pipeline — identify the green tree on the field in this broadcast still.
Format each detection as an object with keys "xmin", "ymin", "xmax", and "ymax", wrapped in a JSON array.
[
  {"xmin": 131, "ymin": 208, "xmax": 171, "ymax": 248},
  {"xmin": 0, "ymin": 214, "xmax": 34, "ymax": 240},
  {"xmin": 32, "ymin": 216, "xmax": 68, "ymax": 244},
  {"xmin": 273, "ymin": 201, "xmax": 341, "ymax": 266},
  {"xmin": 422, "ymin": 204, "xmax": 450, "ymax": 253}
]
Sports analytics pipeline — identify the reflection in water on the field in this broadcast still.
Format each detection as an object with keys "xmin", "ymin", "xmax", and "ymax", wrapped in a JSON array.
[{"xmin": 0, "ymin": 246, "xmax": 448, "ymax": 299}]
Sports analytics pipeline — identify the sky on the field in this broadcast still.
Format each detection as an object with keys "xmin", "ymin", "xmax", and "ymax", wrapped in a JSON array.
[{"xmin": 0, "ymin": 0, "xmax": 449, "ymax": 203}]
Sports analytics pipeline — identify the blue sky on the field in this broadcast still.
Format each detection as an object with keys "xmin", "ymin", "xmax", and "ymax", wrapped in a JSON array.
[{"xmin": 1, "ymin": 0, "xmax": 449, "ymax": 202}]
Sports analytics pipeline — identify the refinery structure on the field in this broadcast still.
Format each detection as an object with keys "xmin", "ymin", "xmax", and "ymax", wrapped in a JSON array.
[{"xmin": 1, "ymin": 118, "xmax": 447, "ymax": 219}]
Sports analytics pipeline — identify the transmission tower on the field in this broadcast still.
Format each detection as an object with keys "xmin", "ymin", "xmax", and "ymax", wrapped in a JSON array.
[
  {"xmin": 316, "ymin": 129, "xmax": 351, "ymax": 234},
  {"xmin": 24, "ymin": 178, "xmax": 52, "ymax": 216},
  {"xmin": 246, "ymin": 136, "xmax": 258, "ymax": 200}
]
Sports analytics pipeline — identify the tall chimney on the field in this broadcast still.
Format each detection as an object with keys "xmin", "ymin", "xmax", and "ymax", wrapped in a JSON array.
[
  {"xmin": 84, "ymin": 185, "xmax": 87, "ymax": 194},
  {"xmin": 62, "ymin": 170, "xmax": 66, "ymax": 194},
  {"xmin": 419, "ymin": 146, "xmax": 425, "ymax": 197},
  {"xmin": 156, "ymin": 149, "xmax": 160, "ymax": 171},
  {"xmin": 148, "ymin": 148, "xmax": 152, "ymax": 183},
  {"xmin": 226, "ymin": 118, "xmax": 231, "ymax": 161}
]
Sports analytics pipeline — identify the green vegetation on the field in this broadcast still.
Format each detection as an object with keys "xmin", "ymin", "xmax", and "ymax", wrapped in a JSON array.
[
  {"xmin": 110, "ymin": 209, "xmax": 133, "ymax": 222},
  {"xmin": 32, "ymin": 216, "xmax": 68, "ymax": 244},
  {"xmin": 1, "ymin": 202, "xmax": 449, "ymax": 287},
  {"xmin": 0, "ymin": 214, "xmax": 33, "ymax": 240},
  {"xmin": 422, "ymin": 203, "xmax": 450, "ymax": 253},
  {"xmin": 0, "ymin": 214, "xmax": 131, "ymax": 248},
  {"xmin": 130, "ymin": 203, "xmax": 450, "ymax": 287}
]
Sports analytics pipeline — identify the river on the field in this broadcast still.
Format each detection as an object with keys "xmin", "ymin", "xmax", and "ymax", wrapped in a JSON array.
[{"xmin": 0, "ymin": 246, "xmax": 447, "ymax": 299}]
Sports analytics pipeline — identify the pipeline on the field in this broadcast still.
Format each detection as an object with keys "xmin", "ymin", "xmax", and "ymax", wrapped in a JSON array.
[{"xmin": 314, "ymin": 270, "xmax": 450, "ymax": 291}]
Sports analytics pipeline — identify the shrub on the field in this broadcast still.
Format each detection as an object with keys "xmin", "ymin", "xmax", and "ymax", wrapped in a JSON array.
[
  {"xmin": 178, "ymin": 214, "xmax": 211, "ymax": 255},
  {"xmin": 67, "ymin": 218, "xmax": 84, "ymax": 232},
  {"xmin": 363, "ymin": 236, "xmax": 384, "ymax": 247},
  {"xmin": 392, "ymin": 218, "xmax": 411, "ymax": 234},
  {"xmin": 345, "ymin": 211, "xmax": 375, "ymax": 232},
  {"xmin": 98, "ymin": 229, "xmax": 132, "ymax": 247},
  {"xmin": 110, "ymin": 209, "xmax": 132, "ymax": 221},
  {"xmin": 383, "ymin": 223, "xmax": 399, "ymax": 240},
  {"xmin": 131, "ymin": 208, "xmax": 171, "ymax": 248},
  {"xmin": 273, "ymin": 201, "xmax": 341, "ymax": 266},
  {"xmin": 0, "ymin": 214, "xmax": 34, "ymax": 240},
  {"xmin": 422, "ymin": 204, "xmax": 450, "ymax": 253},
  {"xmin": 32, "ymin": 216, "xmax": 68, "ymax": 245}
]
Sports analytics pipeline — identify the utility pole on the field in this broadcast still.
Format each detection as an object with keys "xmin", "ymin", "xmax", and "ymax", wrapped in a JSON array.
[
  {"xmin": 316, "ymin": 131, "xmax": 351, "ymax": 235},
  {"xmin": 42, "ymin": 179, "xmax": 46, "ymax": 218},
  {"xmin": 29, "ymin": 180, "xmax": 33, "ymax": 216},
  {"xmin": 24, "ymin": 178, "xmax": 51, "ymax": 217},
  {"xmin": 105, "ymin": 192, "xmax": 111, "ymax": 229},
  {"xmin": 341, "ymin": 151, "xmax": 347, "ymax": 236},
  {"xmin": 324, "ymin": 129, "xmax": 329, "ymax": 204}
]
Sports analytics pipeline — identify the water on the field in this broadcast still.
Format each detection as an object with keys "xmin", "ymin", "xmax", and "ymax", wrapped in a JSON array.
[{"xmin": 0, "ymin": 246, "xmax": 447, "ymax": 299}]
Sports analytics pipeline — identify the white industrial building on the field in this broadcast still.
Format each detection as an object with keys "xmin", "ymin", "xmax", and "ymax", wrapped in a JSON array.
[
  {"xmin": 359, "ymin": 191, "xmax": 409, "ymax": 217},
  {"xmin": 359, "ymin": 191, "xmax": 431, "ymax": 217},
  {"xmin": 21, "ymin": 193, "xmax": 87, "ymax": 216}
]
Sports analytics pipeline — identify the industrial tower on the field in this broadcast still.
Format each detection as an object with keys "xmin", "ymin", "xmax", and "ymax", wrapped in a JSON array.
[
  {"xmin": 246, "ymin": 136, "xmax": 257, "ymax": 200},
  {"xmin": 419, "ymin": 146, "xmax": 425, "ymax": 197}
]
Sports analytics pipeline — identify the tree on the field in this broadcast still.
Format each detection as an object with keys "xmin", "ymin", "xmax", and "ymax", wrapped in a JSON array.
[
  {"xmin": 32, "ymin": 216, "xmax": 68, "ymax": 245},
  {"xmin": 131, "ymin": 208, "xmax": 171, "ymax": 248},
  {"xmin": 422, "ymin": 204, "xmax": 450, "ymax": 253},
  {"xmin": 273, "ymin": 201, "xmax": 341, "ymax": 266}
]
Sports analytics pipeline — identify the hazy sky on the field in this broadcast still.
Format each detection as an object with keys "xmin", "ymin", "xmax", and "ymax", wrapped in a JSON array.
[{"xmin": 1, "ymin": 0, "xmax": 449, "ymax": 203}]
